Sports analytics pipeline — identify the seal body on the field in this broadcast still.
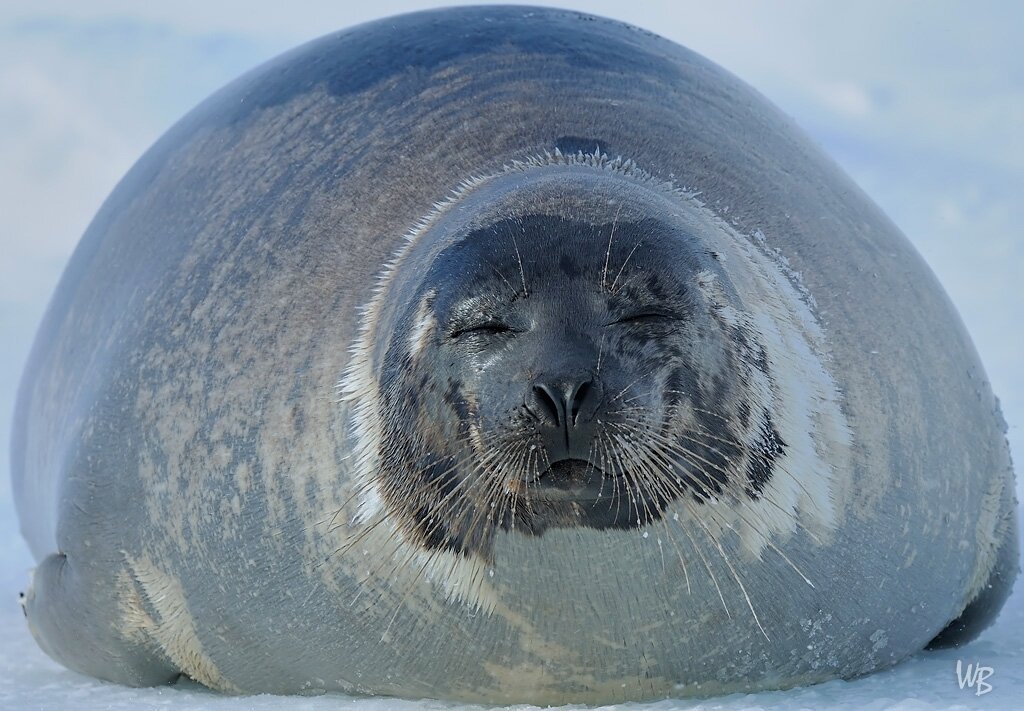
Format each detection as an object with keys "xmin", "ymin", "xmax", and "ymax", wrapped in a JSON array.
[{"xmin": 11, "ymin": 6, "xmax": 1017, "ymax": 704}]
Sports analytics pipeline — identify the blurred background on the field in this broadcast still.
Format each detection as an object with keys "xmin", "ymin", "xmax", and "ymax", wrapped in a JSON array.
[{"xmin": 1, "ymin": 1, "xmax": 1021, "ymax": 707}]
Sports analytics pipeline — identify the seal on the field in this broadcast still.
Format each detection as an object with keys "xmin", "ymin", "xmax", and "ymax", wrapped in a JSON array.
[{"xmin": 11, "ymin": 6, "xmax": 1018, "ymax": 705}]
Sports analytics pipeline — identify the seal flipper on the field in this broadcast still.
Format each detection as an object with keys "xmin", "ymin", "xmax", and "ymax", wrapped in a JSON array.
[
  {"xmin": 22, "ymin": 553, "xmax": 180, "ymax": 686},
  {"xmin": 927, "ymin": 504, "xmax": 1020, "ymax": 649}
]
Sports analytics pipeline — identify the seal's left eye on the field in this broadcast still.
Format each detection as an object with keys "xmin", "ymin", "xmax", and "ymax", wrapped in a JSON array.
[{"xmin": 450, "ymin": 322, "xmax": 515, "ymax": 339}]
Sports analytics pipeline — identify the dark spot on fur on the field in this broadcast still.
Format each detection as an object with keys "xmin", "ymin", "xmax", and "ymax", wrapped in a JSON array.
[
  {"xmin": 738, "ymin": 400, "xmax": 751, "ymax": 428},
  {"xmin": 559, "ymin": 253, "xmax": 580, "ymax": 278},
  {"xmin": 442, "ymin": 378, "xmax": 472, "ymax": 422},
  {"xmin": 745, "ymin": 410, "xmax": 786, "ymax": 497},
  {"xmin": 754, "ymin": 346, "xmax": 769, "ymax": 373}
]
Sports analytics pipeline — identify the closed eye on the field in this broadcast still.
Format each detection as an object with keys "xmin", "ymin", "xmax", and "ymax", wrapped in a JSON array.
[
  {"xmin": 608, "ymin": 312, "xmax": 677, "ymax": 326},
  {"xmin": 450, "ymin": 322, "xmax": 515, "ymax": 338}
]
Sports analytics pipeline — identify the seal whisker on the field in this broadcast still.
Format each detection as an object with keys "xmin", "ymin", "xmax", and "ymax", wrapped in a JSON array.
[
  {"xmin": 608, "ymin": 420, "xmax": 763, "ymax": 511},
  {"xmin": 610, "ymin": 433, "xmax": 644, "ymax": 525},
  {"xmin": 688, "ymin": 503, "xmax": 771, "ymax": 641},
  {"xmin": 667, "ymin": 428, "xmax": 819, "ymax": 545},
  {"xmin": 324, "ymin": 513, "xmax": 391, "ymax": 573},
  {"xmin": 586, "ymin": 435, "xmax": 608, "ymax": 505},
  {"xmin": 674, "ymin": 426, "xmax": 822, "ymax": 537},
  {"xmin": 597, "ymin": 432, "xmax": 628, "ymax": 525},
  {"xmin": 424, "ymin": 440, "xmax": 522, "ymax": 543},
  {"xmin": 625, "ymin": 429, "xmax": 672, "ymax": 526},
  {"xmin": 363, "ymin": 443, "xmax": 511, "ymax": 560},
  {"xmin": 654, "ymin": 511, "xmax": 692, "ymax": 594},
  {"xmin": 606, "ymin": 420, "xmax": 731, "ymax": 492},
  {"xmin": 676, "ymin": 418, "xmax": 827, "ymax": 540},
  {"xmin": 471, "ymin": 434, "xmax": 526, "ymax": 531},
  {"xmin": 372, "ymin": 520, "xmax": 483, "ymax": 631},
  {"xmin": 321, "ymin": 473, "xmax": 396, "ymax": 532},
  {"xmin": 609, "ymin": 237, "xmax": 646, "ymax": 294},
  {"xmin": 611, "ymin": 421, "xmax": 718, "ymax": 524},
  {"xmin": 484, "ymin": 442, "xmax": 530, "ymax": 531},
  {"xmin": 595, "ymin": 331, "xmax": 607, "ymax": 377},
  {"xmin": 609, "ymin": 419, "xmax": 819, "ymax": 589},
  {"xmin": 608, "ymin": 431, "xmax": 651, "ymax": 526},
  {"xmin": 673, "ymin": 498, "xmax": 733, "ymax": 619},
  {"xmin": 611, "ymin": 420, "xmax": 768, "ymax": 520},
  {"xmin": 485, "ymin": 260, "xmax": 519, "ymax": 297},
  {"xmin": 609, "ymin": 375, "xmax": 649, "ymax": 404},
  {"xmin": 508, "ymin": 220, "xmax": 529, "ymax": 297},
  {"xmin": 600, "ymin": 203, "xmax": 623, "ymax": 292}
]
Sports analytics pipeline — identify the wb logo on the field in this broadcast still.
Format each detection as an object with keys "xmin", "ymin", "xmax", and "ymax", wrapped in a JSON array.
[{"xmin": 956, "ymin": 660, "xmax": 994, "ymax": 696}]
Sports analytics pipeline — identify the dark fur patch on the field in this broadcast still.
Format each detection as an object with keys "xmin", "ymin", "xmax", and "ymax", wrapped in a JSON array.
[{"xmin": 745, "ymin": 411, "xmax": 786, "ymax": 498}]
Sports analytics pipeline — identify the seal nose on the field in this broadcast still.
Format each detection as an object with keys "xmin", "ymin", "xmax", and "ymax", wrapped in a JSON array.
[
  {"xmin": 532, "ymin": 380, "xmax": 597, "ymax": 427},
  {"xmin": 528, "ymin": 375, "xmax": 602, "ymax": 460}
]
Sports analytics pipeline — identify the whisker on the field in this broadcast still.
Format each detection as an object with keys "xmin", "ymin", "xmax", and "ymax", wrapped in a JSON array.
[
  {"xmin": 689, "ymin": 505, "xmax": 770, "ymax": 641},
  {"xmin": 606, "ymin": 417, "xmax": 819, "ymax": 587},
  {"xmin": 609, "ymin": 237, "xmax": 645, "ymax": 293},
  {"xmin": 600, "ymin": 203, "xmax": 623, "ymax": 292},
  {"xmin": 609, "ymin": 375, "xmax": 649, "ymax": 404},
  {"xmin": 508, "ymin": 221, "xmax": 528, "ymax": 297}
]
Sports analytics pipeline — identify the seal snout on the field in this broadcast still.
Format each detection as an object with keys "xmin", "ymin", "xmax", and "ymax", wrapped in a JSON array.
[{"xmin": 526, "ymin": 373, "xmax": 603, "ymax": 461}]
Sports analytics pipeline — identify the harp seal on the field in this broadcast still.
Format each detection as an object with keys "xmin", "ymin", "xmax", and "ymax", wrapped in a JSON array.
[{"xmin": 13, "ymin": 5, "xmax": 1017, "ymax": 705}]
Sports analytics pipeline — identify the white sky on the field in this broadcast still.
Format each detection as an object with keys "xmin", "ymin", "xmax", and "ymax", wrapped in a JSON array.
[{"xmin": 1, "ymin": 1, "xmax": 1021, "ymax": 506}]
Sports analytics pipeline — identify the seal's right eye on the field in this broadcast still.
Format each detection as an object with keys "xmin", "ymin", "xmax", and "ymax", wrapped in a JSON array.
[{"xmin": 607, "ymin": 311, "xmax": 679, "ymax": 327}]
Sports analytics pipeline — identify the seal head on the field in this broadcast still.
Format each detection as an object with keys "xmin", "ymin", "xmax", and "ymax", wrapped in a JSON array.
[{"xmin": 342, "ymin": 153, "xmax": 849, "ymax": 600}]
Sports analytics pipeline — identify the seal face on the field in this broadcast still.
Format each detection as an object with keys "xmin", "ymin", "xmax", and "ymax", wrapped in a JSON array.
[
  {"xmin": 341, "ymin": 155, "xmax": 852, "ymax": 610},
  {"xmin": 12, "ymin": 5, "xmax": 1017, "ymax": 704}
]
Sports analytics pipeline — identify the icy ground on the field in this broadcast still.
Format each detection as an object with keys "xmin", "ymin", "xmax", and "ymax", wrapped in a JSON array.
[{"xmin": 1, "ymin": 503, "xmax": 1020, "ymax": 710}]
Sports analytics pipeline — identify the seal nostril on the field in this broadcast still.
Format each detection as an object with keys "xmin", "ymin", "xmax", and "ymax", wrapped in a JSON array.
[
  {"xmin": 570, "ymin": 380, "xmax": 592, "ymax": 424},
  {"xmin": 533, "ymin": 384, "xmax": 562, "ymax": 427}
]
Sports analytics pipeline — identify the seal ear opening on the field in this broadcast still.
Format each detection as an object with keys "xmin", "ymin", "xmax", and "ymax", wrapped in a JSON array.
[{"xmin": 926, "ymin": 509, "xmax": 1019, "ymax": 649}]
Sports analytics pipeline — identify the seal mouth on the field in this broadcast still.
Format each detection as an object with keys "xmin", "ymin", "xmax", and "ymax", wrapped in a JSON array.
[{"xmin": 529, "ymin": 458, "xmax": 605, "ymax": 501}]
